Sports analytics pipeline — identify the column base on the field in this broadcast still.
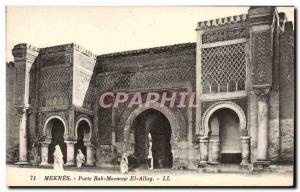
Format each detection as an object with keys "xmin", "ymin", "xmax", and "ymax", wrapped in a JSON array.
[
  {"xmin": 208, "ymin": 161, "xmax": 219, "ymax": 165},
  {"xmin": 39, "ymin": 163, "xmax": 52, "ymax": 167},
  {"xmin": 198, "ymin": 161, "xmax": 208, "ymax": 168},
  {"xmin": 253, "ymin": 160, "xmax": 271, "ymax": 170},
  {"xmin": 240, "ymin": 163, "xmax": 252, "ymax": 172},
  {"xmin": 199, "ymin": 161, "xmax": 208, "ymax": 165},
  {"xmin": 15, "ymin": 161, "xmax": 29, "ymax": 165}
]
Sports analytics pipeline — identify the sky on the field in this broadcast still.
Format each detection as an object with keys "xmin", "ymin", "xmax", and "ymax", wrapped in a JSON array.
[{"xmin": 6, "ymin": 6, "xmax": 294, "ymax": 61}]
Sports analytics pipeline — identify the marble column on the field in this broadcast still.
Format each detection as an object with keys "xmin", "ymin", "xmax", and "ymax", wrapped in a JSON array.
[
  {"xmin": 254, "ymin": 87, "xmax": 271, "ymax": 164},
  {"xmin": 40, "ymin": 140, "xmax": 51, "ymax": 165},
  {"xmin": 16, "ymin": 107, "xmax": 29, "ymax": 164},
  {"xmin": 65, "ymin": 141, "xmax": 76, "ymax": 165},
  {"xmin": 240, "ymin": 136, "xmax": 250, "ymax": 165},
  {"xmin": 209, "ymin": 140, "xmax": 220, "ymax": 164},
  {"xmin": 85, "ymin": 142, "xmax": 94, "ymax": 166},
  {"xmin": 199, "ymin": 136, "xmax": 209, "ymax": 164}
]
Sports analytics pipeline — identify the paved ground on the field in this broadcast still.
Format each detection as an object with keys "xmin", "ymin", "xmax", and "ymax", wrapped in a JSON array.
[
  {"xmin": 7, "ymin": 163, "xmax": 294, "ymax": 173},
  {"xmin": 6, "ymin": 164, "xmax": 294, "ymax": 187}
]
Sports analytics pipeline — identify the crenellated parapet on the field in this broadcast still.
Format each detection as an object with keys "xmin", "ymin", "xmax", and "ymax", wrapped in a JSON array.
[
  {"xmin": 13, "ymin": 43, "xmax": 40, "ymax": 51},
  {"xmin": 40, "ymin": 43, "xmax": 96, "ymax": 59},
  {"xmin": 196, "ymin": 14, "xmax": 249, "ymax": 44},
  {"xmin": 73, "ymin": 44, "xmax": 97, "ymax": 59},
  {"xmin": 12, "ymin": 43, "xmax": 40, "ymax": 64},
  {"xmin": 39, "ymin": 43, "xmax": 73, "ymax": 53},
  {"xmin": 196, "ymin": 14, "xmax": 248, "ymax": 31}
]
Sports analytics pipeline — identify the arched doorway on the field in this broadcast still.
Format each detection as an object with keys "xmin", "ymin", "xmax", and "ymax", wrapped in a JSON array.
[
  {"xmin": 75, "ymin": 119, "xmax": 91, "ymax": 161},
  {"xmin": 208, "ymin": 108, "xmax": 242, "ymax": 163},
  {"xmin": 46, "ymin": 118, "xmax": 67, "ymax": 164},
  {"xmin": 122, "ymin": 102, "xmax": 185, "ymax": 169},
  {"xmin": 132, "ymin": 109, "xmax": 173, "ymax": 169},
  {"xmin": 201, "ymin": 101, "xmax": 249, "ymax": 165}
]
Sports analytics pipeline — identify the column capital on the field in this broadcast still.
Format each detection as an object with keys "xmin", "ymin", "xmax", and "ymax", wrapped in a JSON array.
[
  {"xmin": 198, "ymin": 136, "xmax": 209, "ymax": 142},
  {"xmin": 253, "ymin": 86, "xmax": 271, "ymax": 101},
  {"xmin": 65, "ymin": 140, "xmax": 76, "ymax": 144},
  {"xmin": 209, "ymin": 139, "xmax": 220, "ymax": 143},
  {"xmin": 39, "ymin": 141, "xmax": 51, "ymax": 147},
  {"xmin": 240, "ymin": 136, "xmax": 251, "ymax": 140},
  {"xmin": 84, "ymin": 141, "xmax": 93, "ymax": 147},
  {"xmin": 16, "ymin": 106, "xmax": 32, "ymax": 115}
]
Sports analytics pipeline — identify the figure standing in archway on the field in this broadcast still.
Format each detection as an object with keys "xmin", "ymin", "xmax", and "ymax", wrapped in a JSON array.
[
  {"xmin": 148, "ymin": 133, "xmax": 153, "ymax": 170},
  {"xmin": 120, "ymin": 154, "xmax": 129, "ymax": 174},
  {"xmin": 75, "ymin": 119, "xmax": 92, "ymax": 163},
  {"xmin": 53, "ymin": 145, "xmax": 64, "ymax": 171},
  {"xmin": 76, "ymin": 149, "xmax": 85, "ymax": 168}
]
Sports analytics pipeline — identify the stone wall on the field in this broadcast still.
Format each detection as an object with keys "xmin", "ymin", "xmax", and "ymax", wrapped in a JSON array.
[
  {"xmin": 279, "ymin": 22, "xmax": 294, "ymax": 162},
  {"xmin": 94, "ymin": 43, "xmax": 196, "ymax": 167},
  {"xmin": 6, "ymin": 62, "xmax": 19, "ymax": 163},
  {"xmin": 38, "ymin": 45, "xmax": 73, "ymax": 109}
]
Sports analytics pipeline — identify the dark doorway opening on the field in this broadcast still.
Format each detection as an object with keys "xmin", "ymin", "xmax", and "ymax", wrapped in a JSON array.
[
  {"xmin": 133, "ymin": 109, "xmax": 173, "ymax": 169},
  {"xmin": 47, "ymin": 119, "xmax": 67, "ymax": 163},
  {"xmin": 220, "ymin": 153, "xmax": 242, "ymax": 163}
]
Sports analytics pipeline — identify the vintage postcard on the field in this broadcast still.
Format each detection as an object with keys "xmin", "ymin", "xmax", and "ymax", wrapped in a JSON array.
[{"xmin": 6, "ymin": 6, "xmax": 295, "ymax": 187}]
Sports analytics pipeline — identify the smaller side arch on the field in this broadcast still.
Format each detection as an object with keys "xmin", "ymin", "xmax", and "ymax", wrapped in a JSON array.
[
  {"xmin": 201, "ymin": 101, "xmax": 247, "ymax": 137},
  {"xmin": 43, "ymin": 115, "xmax": 68, "ymax": 139},
  {"xmin": 75, "ymin": 116, "xmax": 92, "ymax": 141}
]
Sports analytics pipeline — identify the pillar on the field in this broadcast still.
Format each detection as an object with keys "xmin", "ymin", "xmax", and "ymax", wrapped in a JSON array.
[
  {"xmin": 12, "ymin": 44, "xmax": 39, "ymax": 164},
  {"xmin": 40, "ymin": 140, "xmax": 50, "ymax": 165},
  {"xmin": 85, "ymin": 142, "xmax": 94, "ymax": 166},
  {"xmin": 16, "ymin": 107, "xmax": 29, "ymax": 164},
  {"xmin": 199, "ymin": 136, "xmax": 209, "ymax": 165},
  {"xmin": 65, "ymin": 141, "xmax": 75, "ymax": 165},
  {"xmin": 257, "ymin": 93, "xmax": 269, "ymax": 160},
  {"xmin": 240, "ymin": 136, "xmax": 251, "ymax": 165},
  {"xmin": 209, "ymin": 140, "xmax": 220, "ymax": 164},
  {"xmin": 249, "ymin": 7, "xmax": 275, "ymax": 167},
  {"xmin": 111, "ymin": 131, "xmax": 116, "ymax": 146},
  {"xmin": 254, "ymin": 87, "xmax": 271, "ymax": 166}
]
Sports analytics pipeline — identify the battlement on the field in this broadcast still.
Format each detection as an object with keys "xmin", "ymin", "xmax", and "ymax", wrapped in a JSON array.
[
  {"xmin": 13, "ymin": 43, "xmax": 40, "ymax": 52},
  {"xmin": 73, "ymin": 43, "xmax": 97, "ymax": 59},
  {"xmin": 39, "ymin": 43, "xmax": 73, "ymax": 53},
  {"xmin": 196, "ymin": 14, "xmax": 248, "ymax": 30},
  {"xmin": 39, "ymin": 43, "xmax": 96, "ymax": 59}
]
